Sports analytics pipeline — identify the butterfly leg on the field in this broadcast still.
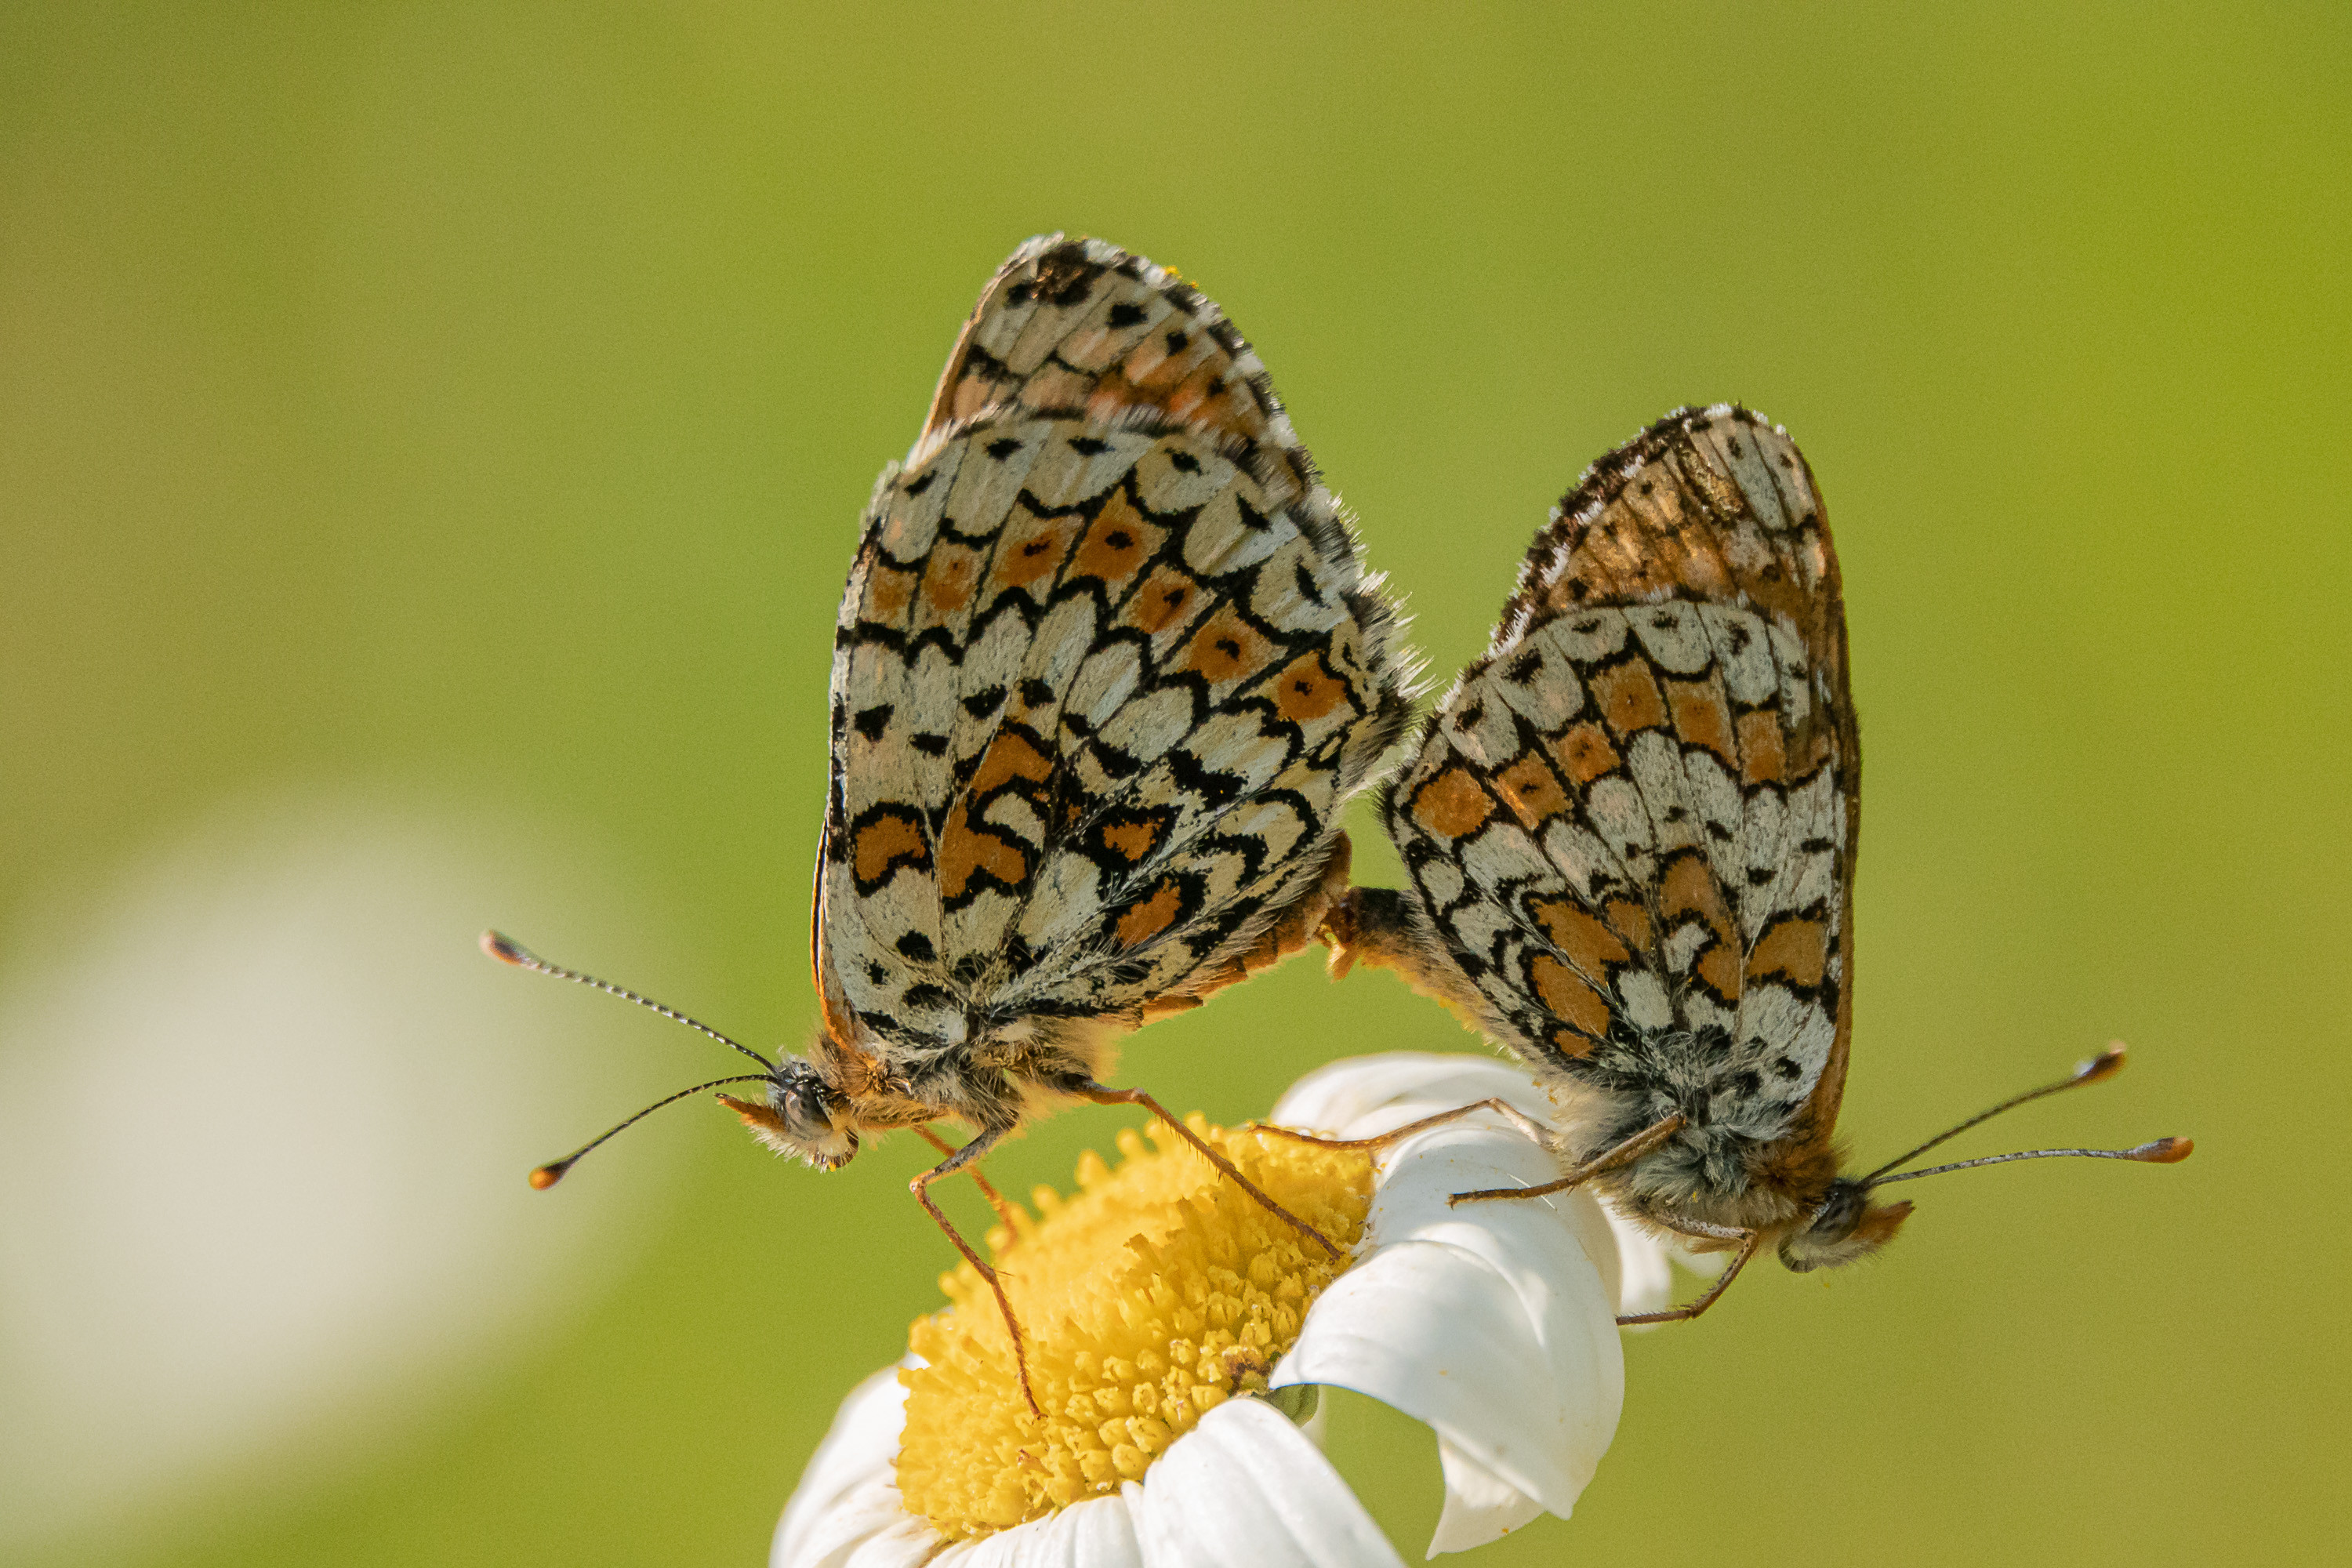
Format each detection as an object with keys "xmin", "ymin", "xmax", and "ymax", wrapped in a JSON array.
[
  {"xmin": 1615, "ymin": 1229, "xmax": 1762, "ymax": 1326},
  {"xmin": 1069, "ymin": 1081, "xmax": 1344, "ymax": 1261},
  {"xmin": 913, "ymin": 1124, "xmax": 1022, "ymax": 1234},
  {"xmin": 1653, "ymin": 1215, "xmax": 1751, "ymax": 1244},
  {"xmin": 1254, "ymin": 1097, "xmax": 1559, "ymax": 1156},
  {"xmin": 909, "ymin": 1125, "xmax": 1043, "ymax": 1417},
  {"xmin": 1448, "ymin": 1111, "xmax": 1688, "ymax": 1206}
]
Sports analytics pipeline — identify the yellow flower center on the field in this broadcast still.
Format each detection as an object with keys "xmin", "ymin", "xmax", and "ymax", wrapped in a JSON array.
[{"xmin": 895, "ymin": 1115, "xmax": 1374, "ymax": 1538}]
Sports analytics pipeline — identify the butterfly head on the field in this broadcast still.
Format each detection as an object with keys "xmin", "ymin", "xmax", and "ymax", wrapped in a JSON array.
[
  {"xmin": 717, "ymin": 1057, "xmax": 859, "ymax": 1171},
  {"xmin": 1777, "ymin": 1177, "xmax": 1914, "ymax": 1272}
]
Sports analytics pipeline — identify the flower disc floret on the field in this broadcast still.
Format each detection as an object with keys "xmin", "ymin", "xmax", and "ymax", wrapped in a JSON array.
[{"xmin": 895, "ymin": 1116, "xmax": 1372, "ymax": 1537}]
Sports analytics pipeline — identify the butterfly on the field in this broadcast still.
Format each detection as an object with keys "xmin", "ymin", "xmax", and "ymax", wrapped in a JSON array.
[
  {"xmin": 490, "ymin": 235, "xmax": 1411, "ymax": 1405},
  {"xmin": 1309, "ymin": 405, "xmax": 2188, "ymax": 1319}
]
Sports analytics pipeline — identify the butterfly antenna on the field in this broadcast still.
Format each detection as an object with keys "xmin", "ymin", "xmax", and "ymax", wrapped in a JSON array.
[
  {"xmin": 531, "ymin": 1073, "xmax": 775, "ymax": 1189},
  {"xmin": 1862, "ymin": 1044, "xmax": 2191, "ymax": 1186},
  {"xmin": 481, "ymin": 931, "xmax": 775, "ymax": 1071},
  {"xmin": 1867, "ymin": 1137, "xmax": 2192, "ymax": 1187}
]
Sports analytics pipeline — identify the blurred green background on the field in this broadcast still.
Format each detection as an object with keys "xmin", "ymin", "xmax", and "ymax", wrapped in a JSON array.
[{"xmin": 4, "ymin": 2, "xmax": 2344, "ymax": 1563}]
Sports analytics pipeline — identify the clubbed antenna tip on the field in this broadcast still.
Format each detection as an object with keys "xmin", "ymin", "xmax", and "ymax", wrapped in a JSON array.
[
  {"xmin": 482, "ymin": 930, "xmax": 530, "ymax": 966},
  {"xmin": 2074, "ymin": 1044, "xmax": 2128, "ymax": 1086}
]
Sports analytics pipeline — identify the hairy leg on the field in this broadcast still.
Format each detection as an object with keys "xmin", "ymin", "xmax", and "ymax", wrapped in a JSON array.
[
  {"xmin": 1254, "ymin": 1096, "xmax": 1557, "ymax": 1155},
  {"xmin": 1615, "ymin": 1229, "xmax": 1762, "ymax": 1326},
  {"xmin": 1449, "ymin": 1112, "xmax": 1688, "ymax": 1206},
  {"xmin": 908, "ymin": 1125, "xmax": 1041, "ymax": 1417},
  {"xmin": 1069, "ymin": 1081, "xmax": 1343, "ymax": 1261},
  {"xmin": 913, "ymin": 1123, "xmax": 1021, "ymax": 1233}
]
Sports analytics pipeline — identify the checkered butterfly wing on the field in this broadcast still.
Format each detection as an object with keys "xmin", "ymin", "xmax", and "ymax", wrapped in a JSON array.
[
  {"xmin": 821, "ymin": 238, "xmax": 1410, "ymax": 1053},
  {"xmin": 1388, "ymin": 405, "xmax": 1860, "ymax": 1133}
]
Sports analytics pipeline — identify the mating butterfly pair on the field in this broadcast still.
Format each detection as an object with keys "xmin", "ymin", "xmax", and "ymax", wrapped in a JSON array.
[{"xmin": 490, "ymin": 236, "xmax": 2186, "ymax": 1410}]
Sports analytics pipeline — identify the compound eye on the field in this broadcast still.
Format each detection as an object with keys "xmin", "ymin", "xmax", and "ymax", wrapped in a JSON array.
[
  {"xmin": 1807, "ymin": 1184, "xmax": 1867, "ymax": 1242},
  {"xmin": 781, "ymin": 1083, "xmax": 834, "ymax": 1140}
]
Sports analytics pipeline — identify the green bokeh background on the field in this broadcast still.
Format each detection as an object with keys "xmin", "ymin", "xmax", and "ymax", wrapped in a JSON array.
[{"xmin": 5, "ymin": 3, "xmax": 2346, "ymax": 1563}]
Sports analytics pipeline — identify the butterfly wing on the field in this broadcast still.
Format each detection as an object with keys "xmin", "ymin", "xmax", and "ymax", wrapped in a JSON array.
[
  {"xmin": 1384, "ymin": 405, "xmax": 1858, "ymax": 1142},
  {"xmin": 922, "ymin": 234, "xmax": 1297, "ymax": 474},
  {"xmin": 822, "ymin": 238, "xmax": 1411, "ymax": 1055}
]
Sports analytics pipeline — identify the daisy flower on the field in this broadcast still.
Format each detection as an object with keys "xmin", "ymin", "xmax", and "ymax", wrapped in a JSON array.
[{"xmin": 775, "ymin": 1051, "xmax": 1693, "ymax": 1566}]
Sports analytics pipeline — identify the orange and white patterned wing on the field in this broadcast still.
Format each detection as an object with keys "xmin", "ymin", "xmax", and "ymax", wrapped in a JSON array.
[
  {"xmin": 921, "ymin": 235, "xmax": 1294, "ymax": 479},
  {"xmin": 822, "ymin": 238, "xmax": 1410, "ymax": 1054},
  {"xmin": 1386, "ymin": 405, "xmax": 1859, "ymax": 1139}
]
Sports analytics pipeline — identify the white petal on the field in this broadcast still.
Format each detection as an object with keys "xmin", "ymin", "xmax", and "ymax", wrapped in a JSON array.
[
  {"xmin": 1274, "ymin": 1120, "xmax": 1622, "ymax": 1555},
  {"xmin": 1361, "ymin": 1118, "xmax": 1624, "ymax": 1328},
  {"xmin": 1269, "ymin": 1052, "xmax": 1552, "ymax": 1140},
  {"xmin": 938, "ymin": 1494, "xmax": 1142, "ymax": 1568},
  {"xmin": 1428, "ymin": 1436, "xmax": 1545, "ymax": 1559},
  {"xmin": 1126, "ymin": 1398, "xmax": 1405, "ymax": 1568},
  {"xmin": 774, "ymin": 1366, "xmax": 938, "ymax": 1568},
  {"xmin": 839, "ymin": 1522, "xmax": 946, "ymax": 1568}
]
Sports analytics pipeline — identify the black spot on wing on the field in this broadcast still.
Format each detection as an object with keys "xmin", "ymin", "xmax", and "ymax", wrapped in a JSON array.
[
  {"xmin": 1292, "ymin": 560, "xmax": 1327, "ymax": 609},
  {"xmin": 1164, "ymin": 746, "xmax": 1244, "ymax": 808}
]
